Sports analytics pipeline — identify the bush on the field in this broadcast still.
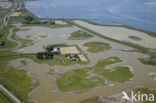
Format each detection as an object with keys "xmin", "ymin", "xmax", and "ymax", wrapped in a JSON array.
[
  {"xmin": 25, "ymin": 16, "xmax": 34, "ymax": 22},
  {"xmin": 0, "ymin": 41, "xmax": 5, "ymax": 46},
  {"xmin": 46, "ymin": 46, "xmax": 54, "ymax": 52},
  {"xmin": 37, "ymin": 52, "xmax": 54, "ymax": 59}
]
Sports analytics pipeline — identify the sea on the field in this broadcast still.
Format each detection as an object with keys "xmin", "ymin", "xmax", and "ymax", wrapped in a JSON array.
[{"xmin": 26, "ymin": 0, "xmax": 156, "ymax": 32}]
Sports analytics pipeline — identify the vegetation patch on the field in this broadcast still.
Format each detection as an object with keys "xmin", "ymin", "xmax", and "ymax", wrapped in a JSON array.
[
  {"xmin": 133, "ymin": 88, "xmax": 156, "ymax": 103},
  {"xmin": 99, "ymin": 66, "xmax": 134, "ymax": 82},
  {"xmin": 0, "ymin": 91, "xmax": 12, "ymax": 103},
  {"xmin": 80, "ymin": 96, "xmax": 100, "ymax": 103},
  {"xmin": 0, "ymin": 26, "xmax": 17, "ymax": 49},
  {"xmin": 138, "ymin": 58, "xmax": 156, "ymax": 65},
  {"xmin": 68, "ymin": 30, "xmax": 93, "ymax": 40},
  {"xmin": 0, "ymin": 57, "xmax": 36, "ymax": 102},
  {"xmin": 83, "ymin": 42, "xmax": 111, "ymax": 53},
  {"xmin": 37, "ymin": 52, "xmax": 54, "ymax": 59},
  {"xmin": 56, "ymin": 69, "xmax": 105, "ymax": 92},
  {"xmin": 129, "ymin": 35, "xmax": 142, "ymax": 41},
  {"xmin": 56, "ymin": 57, "xmax": 134, "ymax": 92}
]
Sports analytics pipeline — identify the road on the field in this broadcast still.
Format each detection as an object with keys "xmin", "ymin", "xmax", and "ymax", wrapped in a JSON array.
[{"xmin": 0, "ymin": 85, "xmax": 21, "ymax": 103}]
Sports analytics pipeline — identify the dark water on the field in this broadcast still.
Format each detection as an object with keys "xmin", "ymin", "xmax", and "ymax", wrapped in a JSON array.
[{"xmin": 26, "ymin": 0, "xmax": 156, "ymax": 32}]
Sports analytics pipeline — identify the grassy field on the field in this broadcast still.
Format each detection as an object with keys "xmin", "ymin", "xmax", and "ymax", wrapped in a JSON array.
[
  {"xmin": 133, "ymin": 88, "xmax": 156, "ymax": 103},
  {"xmin": 0, "ymin": 57, "xmax": 36, "ymax": 102},
  {"xmin": 56, "ymin": 69, "xmax": 105, "ymax": 92},
  {"xmin": 0, "ymin": 91, "xmax": 13, "ymax": 103},
  {"xmin": 56, "ymin": 57, "xmax": 134, "ymax": 92},
  {"xmin": 80, "ymin": 88, "xmax": 156, "ymax": 103},
  {"xmin": 21, "ymin": 23, "xmax": 72, "ymax": 29},
  {"xmin": 138, "ymin": 58, "xmax": 156, "ymax": 66},
  {"xmin": 25, "ymin": 55, "xmax": 65, "ymax": 66},
  {"xmin": 100, "ymin": 66, "xmax": 134, "ymax": 82},
  {"xmin": 68, "ymin": 30, "xmax": 93, "ymax": 40},
  {"xmin": 83, "ymin": 42, "xmax": 111, "ymax": 53},
  {"xmin": 0, "ymin": 26, "xmax": 18, "ymax": 49},
  {"xmin": 0, "ymin": 15, "xmax": 4, "ymax": 25},
  {"xmin": 0, "ymin": 50, "xmax": 16, "ymax": 56},
  {"xmin": 80, "ymin": 96, "xmax": 100, "ymax": 103}
]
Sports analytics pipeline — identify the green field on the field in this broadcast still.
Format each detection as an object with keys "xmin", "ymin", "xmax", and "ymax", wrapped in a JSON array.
[
  {"xmin": 68, "ymin": 30, "xmax": 93, "ymax": 40},
  {"xmin": 0, "ymin": 26, "xmax": 18, "ymax": 49},
  {"xmin": 0, "ymin": 91, "xmax": 12, "ymax": 103},
  {"xmin": 138, "ymin": 58, "xmax": 156, "ymax": 66},
  {"xmin": 83, "ymin": 42, "xmax": 111, "ymax": 53},
  {"xmin": 0, "ymin": 57, "xmax": 36, "ymax": 102},
  {"xmin": 100, "ymin": 66, "xmax": 134, "ymax": 82},
  {"xmin": 80, "ymin": 96, "xmax": 100, "ymax": 103},
  {"xmin": 133, "ymin": 88, "xmax": 156, "ymax": 103},
  {"xmin": 56, "ymin": 57, "xmax": 134, "ymax": 92},
  {"xmin": 56, "ymin": 69, "xmax": 105, "ymax": 92},
  {"xmin": 80, "ymin": 88, "xmax": 156, "ymax": 103}
]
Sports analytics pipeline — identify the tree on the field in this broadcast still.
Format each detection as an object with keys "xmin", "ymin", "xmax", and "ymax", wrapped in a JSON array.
[
  {"xmin": 37, "ymin": 52, "xmax": 54, "ymax": 59},
  {"xmin": 25, "ymin": 16, "xmax": 34, "ymax": 21},
  {"xmin": 46, "ymin": 46, "xmax": 54, "ymax": 52},
  {"xmin": 0, "ymin": 41, "xmax": 5, "ymax": 46}
]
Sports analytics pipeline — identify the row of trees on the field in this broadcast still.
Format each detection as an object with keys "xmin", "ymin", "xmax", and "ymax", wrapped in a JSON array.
[
  {"xmin": 24, "ymin": 16, "xmax": 55, "ymax": 25},
  {"xmin": 37, "ymin": 52, "xmax": 54, "ymax": 59}
]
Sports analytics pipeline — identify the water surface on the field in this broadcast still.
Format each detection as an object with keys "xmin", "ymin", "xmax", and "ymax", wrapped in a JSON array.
[{"xmin": 26, "ymin": 0, "xmax": 156, "ymax": 32}]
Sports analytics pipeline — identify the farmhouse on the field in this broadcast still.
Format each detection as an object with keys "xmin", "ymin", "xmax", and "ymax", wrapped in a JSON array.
[{"xmin": 52, "ymin": 48, "xmax": 60, "ymax": 54}]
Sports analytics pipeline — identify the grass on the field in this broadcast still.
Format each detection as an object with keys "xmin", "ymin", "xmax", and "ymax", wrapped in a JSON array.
[
  {"xmin": 134, "ymin": 88, "xmax": 156, "ymax": 103},
  {"xmin": 129, "ymin": 35, "xmax": 142, "ymax": 41},
  {"xmin": 27, "ymin": 55, "xmax": 64, "ymax": 66},
  {"xmin": 0, "ymin": 50, "xmax": 16, "ymax": 56},
  {"xmin": 95, "ymin": 57, "xmax": 123, "ymax": 67},
  {"xmin": 80, "ymin": 96, "xmax": 99, "ymax": 103},
  {"xmin": 93, "ymin": 57, "xmax": 134, "ymax": 82},
  {"xmin": 56, "ymin": 57, "xmax": 134, "ymax": 92},
  {"xmin": 100, "ymin": 66, "xmax": 134, "ymax": 82},
  {"xmin": 21, "ymin": 23, "xmax": 72, "ymax": 29},
  {"xmin": 138, "ymin": 58, "xmax": 156, "ymax": 66},
  {"xmin": 0, "ymin": 26, "xmax": 18, "ymax": 49},
  {"xmin": 68, "ymin": 30, "xmax": 94, "ymax": 40},
  {"xmin": 56, "ymin": 69, "xmax": 105, "ymax": 92},
  {"xmin": 0, "ymin": 91, "xmax": 13, "ymax": 103},
  {"xmin": 61, "ymin": 55, "xmax": 80, "ymax": 63},
  {"xmin": 0, "ymin": 57, "xmax": 35, "ymax": 102},
  {"xmin": 83, "ymin": 42, "xmax": 111, "ymax": 53},
  {"xmin": 0, "ymin": 15, "xmax": 4, "ymax": 25},
  {"xmin": 12, "ymin": 28, "xmax": 34, "ymax": 48}
]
